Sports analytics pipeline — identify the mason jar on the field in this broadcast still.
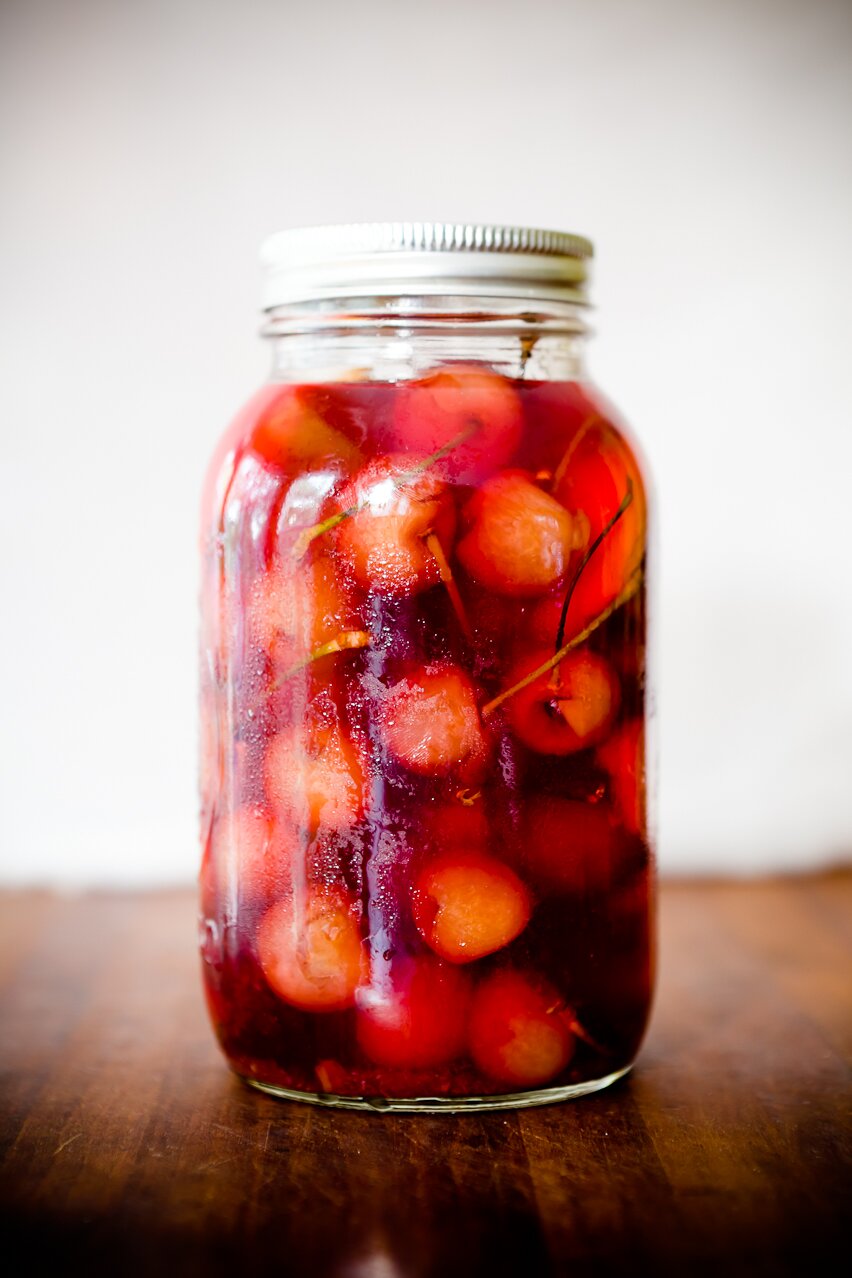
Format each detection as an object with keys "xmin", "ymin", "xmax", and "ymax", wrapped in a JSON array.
[{"xmin": 199, "ymin": 222, "xmax": 655, "ymax": 1111}]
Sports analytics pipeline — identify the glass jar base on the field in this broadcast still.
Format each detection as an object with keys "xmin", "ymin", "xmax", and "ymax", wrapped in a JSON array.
[{"xmin": 237, "ymin": 1064, "xmax": 633, "ymax": 1113}]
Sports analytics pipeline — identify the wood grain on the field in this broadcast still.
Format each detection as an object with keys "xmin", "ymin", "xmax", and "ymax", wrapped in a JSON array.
[{"xmin": 1, "ymin": 876, "xmax": 850, "ymax": 1277}]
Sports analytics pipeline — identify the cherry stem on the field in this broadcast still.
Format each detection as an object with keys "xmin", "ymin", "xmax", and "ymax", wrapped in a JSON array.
[
  {"xmin": 270, "ymin": 629, "xmax": 372, "ymax": 687},
  {"xmin": 291, "ymin": 507, "xmax": 354, "ymax": 559},
  {"xmin": 480, "ymin": 567, "xmax": 643, "ymax": 718},
  {"xmin": 554, "ymin": 481, "xmax": 633, "ymax": 652},
  {"xmin": 566, "ymin": 1014, "xmax": 613, "ymax": 1055},
  {"xmin": 424, "ymin": 530, "xmax": 474, "ymax": 641},
  {"xmin": 291, "ymin": 423, "xmax": 478, "ymax": 559},
  {"xmin": 396, "ymin": 421, "xmax": 478, "ymax": 484}
]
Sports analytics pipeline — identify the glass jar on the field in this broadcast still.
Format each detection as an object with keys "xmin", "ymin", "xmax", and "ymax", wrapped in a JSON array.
[{"xmin": 199, "ymin": 223, "xmax": 655, "ymax": 1111}]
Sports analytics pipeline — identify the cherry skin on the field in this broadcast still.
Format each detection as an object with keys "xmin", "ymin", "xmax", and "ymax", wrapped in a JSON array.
[
  {"xmin": 552, "ymin": 418, "xmax": 646, "ymax": 637},
  {"xmin": 355, "ymin": 955, "xmax": 471, "ymax": 1068},
  {"xmin": 335, "ymin": 455, "xmax": 456, "ymax": 597},
  {"xmin": 596, "ymin": 718, "xmax": 645, "ymax": 836},
  {"xmin": 392, "ymin": 365, "xmax": 523, "ymax": 483},
  {"xmin": 519, "ymin": 797, "xmax": 630, "ymax": 896},
  {"xmin": 252, "ymin": 557, "xmax": 360, "ymax": 659},
  {"xmin": 264, "ymin": 723, "xmax": 365, "ymax": 834},
  {"xmin": 203, "ymin": 804, "xmax": 293, "ymax": 908},
  {"xmin": 378, "ymin": 665, "xmax": 489, "ymax": 779},
  {"xmin": 412, "ymin": 851, "xmax": 533, "ymax": 964},
  {"xmin": 503, "ymin": 648, "xmax": 620, "ymax": 755},
  {"xmin": 250, "ymin": 554, "xmax": 359, "ymax": 666},
  {"xmin": 249, "ymin": 384, "xmax": 362, "ymax": 475},
  {"xmin": 257, "ymin": 887, "xmax": 364, "ymax": 1012},
  {"xmin": 469, "ymin": 970, "xmax": 575, "ymax": 1087},
  {"xmin": 457, "ymin": 472, "xmax": 582, "ymax": 597}
]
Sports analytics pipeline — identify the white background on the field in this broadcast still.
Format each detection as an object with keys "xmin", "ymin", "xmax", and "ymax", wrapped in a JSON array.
[{"xmin": 1, "ymin": 0, "xmax": 850, "ymax": 884}]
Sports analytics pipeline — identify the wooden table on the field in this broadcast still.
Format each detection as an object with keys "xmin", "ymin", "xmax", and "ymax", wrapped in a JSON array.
[{"xmin": 1, "ymin": 876, "xmax": 850, "ymax": 1276}]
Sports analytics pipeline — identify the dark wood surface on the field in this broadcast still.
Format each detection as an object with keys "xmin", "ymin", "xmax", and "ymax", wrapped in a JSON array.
[{"xmin": 1, "ymin": 875, "xmax": 850, "ymax": 1277}]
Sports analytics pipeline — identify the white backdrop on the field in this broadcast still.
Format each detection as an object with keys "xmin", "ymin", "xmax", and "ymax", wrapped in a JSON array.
[{"xmin": 1, "ymin": 0, "xmax": 850, "ymax": 884}]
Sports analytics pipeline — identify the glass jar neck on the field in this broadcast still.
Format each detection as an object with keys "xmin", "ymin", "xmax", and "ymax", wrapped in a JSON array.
[{"xmin": 262, "ymin": 294, "xmax": 590, "ymax": 384}]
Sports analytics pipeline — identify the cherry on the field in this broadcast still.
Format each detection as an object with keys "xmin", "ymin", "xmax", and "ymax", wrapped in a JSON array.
[
  {"xmin": 378, "ymin": 665, "xmax": 489, "ymax": 779},
  {"xmin": 250, "ymin": 554, "xmax": 359, "ymax": 667},
  {"xmin": 264, "ymin": 723, "xmax": 365, "ymax": 834},
  {"xmin": 392, "ymin": 365, "xmax": 522, "ymax": 483},
  {"xmin": 596, "ymin": 718, "xmax": 645, "ymax": 836},
  {"xmin": 519, "ymin": 797, "xmax": 629, "ymax": 896},
  {"xmin": 249, "ymin": 384, "xmax": 361, "ymax": 475},
  {"xmin": 469, "ymin": 970, "xmax": 575, "ymax": 1087},
  {"xmin": 457, "ymin": 472, "xmax": 582, "ymax": 597},
  {"xmin": 355, "ymin": 955, "xmax": 471, "ymax": 1068},
  {"xmin": 335, "ymin": 456, "xmax": 456, "ymax": 596},
  {"xmin": 204, "ymin": 804, "xmax": 293, "ymax": 906},
  {"xmin": 257, "ymin": 887, "xmax": 364, "ymax": 1012},
  {"xmin": 412, "ymin": 850, "xmax": 532, "ymax": 963},
  {"xmin": 502, "ymin": 648, "xmax": 619, "ymax": 755},
  {"xmin": 552, "ymin": 418, "xmax": 646, "ymax": 637}
]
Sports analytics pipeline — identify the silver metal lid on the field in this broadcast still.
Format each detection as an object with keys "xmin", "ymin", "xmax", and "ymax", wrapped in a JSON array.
[{"xmin": 260, "ymin": 222, "xmax": 593, "ymax": 308}]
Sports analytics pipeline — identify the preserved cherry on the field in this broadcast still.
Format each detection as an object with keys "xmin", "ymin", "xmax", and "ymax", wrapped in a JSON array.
[
  {"xmin": 334, "ymin": 456, "xmax": 456, "ymax": 597},
  {"xmin": 377, "ymin": 666, "xmax": 489, "ymax": 780},
  {"xmin": 392, "ymin": 365, "xmax": 523, "ymax": 484},
  {"xmin": 257, "ymin": 887, "xmax": 365, "ymax": 1012},
  {"xmin": 457, "ymin": 471, "xmax": 582, "ymax": 596},
  {"xmin": 501, "ymin": 648, "xmax": 620, "ymax": 755},
  {"xmin": 411, "ymin": 850, "xmax": 532, "ymax": 963},
  {"xmin": 263, "ymin": 720, "xmax": 366, "ymax": 834},
  {"xmin": 469, "ymin": 970, "xmax": 576, "ymax": 1087},
  {"xmin": 355, "ymin": 955, "xmax": 471, "ymax": 1069},
  {"xmin": 200, "ymin": 224, "xmax": 654, "ymax": 1110}
]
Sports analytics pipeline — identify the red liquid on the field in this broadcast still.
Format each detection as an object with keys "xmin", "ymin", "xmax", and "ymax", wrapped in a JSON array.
[{"xmin": 199, "ymin": 369, "xmax": 653, "ymax": 1103}]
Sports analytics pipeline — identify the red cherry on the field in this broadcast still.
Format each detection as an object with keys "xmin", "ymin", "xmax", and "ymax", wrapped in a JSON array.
[
  {"xmin": 520, "ymin": 797, "xmax": 629, "ymax": 896},
  {"xmin": 469, "ymin": 970, "xmax": 575, "ymax": 1087},
  {"xmin": 204, "ymin": 804, "xmax": 294, "ymax": 906},
  {"xmin": 378, "ymin": 666, "xmax": 489, "ymax": 778},
  {"xmin": 249, "ymin": 384, "xmax": 362, "ymax": 475},
  {"xmin": 503, "ymin": 648, "xmax": 619, "ymax": 755},
  {"xmin": 335, "ymin": 456, "xmax": 456, "ymax": 596},
  {"xmin": 457, "ymin": 472, "xmax": 581, "ymax": 597},
  {"xmin": 392, "ymin": 365, "xmax": 523, "ymax": 483},
  {"xmin": 552, "ymin": 419, "xmax": 646, "ymax": 637},
  {"xmin": 257, "ymin": 887, "xmax": 364, "ymax": 1012},
  {"xmin": 412, "ymin": 851, "xmax": 532, "ymax": 964},
  {"xmin": 264, "ymin": 724, "xmax": 366, "ymax": 834},
  {"xmin": 356, "ymin": 955, "xmax": 471, "ymax": 1068},
  {"xmin": 250, "ymin": 554, "xmax": 359, "ymax": 666},
  {"xmin": 596, "ymin": 718, "xmax": 645, "ymax": 836}
]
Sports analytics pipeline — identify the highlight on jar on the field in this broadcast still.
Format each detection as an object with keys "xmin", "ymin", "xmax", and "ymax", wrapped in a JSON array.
[{"xmin": 198, "ymin": 223, "xmax": 655, "ymax": 1111}]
